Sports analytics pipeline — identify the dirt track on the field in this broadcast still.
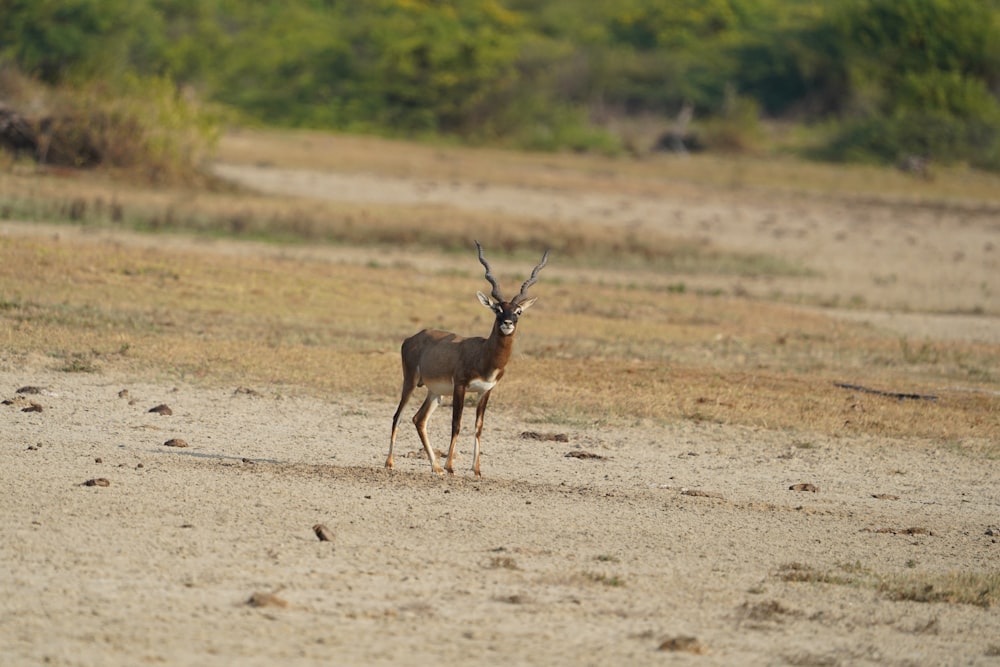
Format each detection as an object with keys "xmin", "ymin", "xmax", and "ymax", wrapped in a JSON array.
[{"xmin": 1, "ymin": 158, "xmax": 999, "ymax": 665}]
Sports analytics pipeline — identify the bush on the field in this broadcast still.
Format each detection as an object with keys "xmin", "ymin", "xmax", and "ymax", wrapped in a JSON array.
[
  {"xmin": 0, "ymin": 67, "xmax": 222, "ymax": 182},
  {"xmin": 697, "ymin": 87, "xmax": 764, "ymax": 153},
  {"xmin": 820, "ymin": 110, "xmax": 1000, "ymax": 171},
  {"xmin": 793, "ymin": 0, "xmax": 1000, "ymax": 170}
]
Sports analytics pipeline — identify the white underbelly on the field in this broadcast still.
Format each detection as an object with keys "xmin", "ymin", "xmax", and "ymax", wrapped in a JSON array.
[
  {"xmin": 468, "ymin": 378, "xmax": 497, "ymax": 393},
  {"xmin": 425, "ymin": 379, "xmax": 454, "ymax": 397},
  {"xmin": 422, "ymin": 370, "xmax": 499, "ymax": 397}
]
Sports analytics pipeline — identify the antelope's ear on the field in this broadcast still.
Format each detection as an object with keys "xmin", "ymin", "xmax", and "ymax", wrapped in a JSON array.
[
  {"xmin": 476, "ymin": 291, "xmax": 494, "ymax": 309},
  {"xmin": 515, "ymin": 297, "xmax": 537, "ymax": 313}
]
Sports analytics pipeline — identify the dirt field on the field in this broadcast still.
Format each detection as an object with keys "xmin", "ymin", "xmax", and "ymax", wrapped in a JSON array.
[{"xmin": 2, "ymin": 137, "xmax": 999, "ymax": 666}]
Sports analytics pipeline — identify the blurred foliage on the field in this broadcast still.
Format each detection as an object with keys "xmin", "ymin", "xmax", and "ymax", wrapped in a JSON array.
[
  {"xmin": 820, "ymin": 0, "xmax": 1000, "ymax": 168},
  {"xmin": 1, "ymin": 0, "xmax": 999, "ymax": 168},
  {"xmin": 0, "ymin": 65, "xmax": 222, "ymax": 181}
]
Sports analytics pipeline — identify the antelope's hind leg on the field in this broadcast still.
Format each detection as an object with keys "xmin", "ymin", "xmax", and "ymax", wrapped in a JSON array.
[
  {"xmin": 387, "ymin": 375, "xmax": 417, "ymax": 470},
  {"xmin": 444, "ymin": 386, "xmax": 467, "ymax": 475},
  {"xmin": 413, "ymin": 392, "xmax": 444, "ymax": 473}
]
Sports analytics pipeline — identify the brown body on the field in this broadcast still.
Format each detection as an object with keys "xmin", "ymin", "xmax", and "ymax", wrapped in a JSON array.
[{"xmin": 386, "ymin": 242, "xmax": 548, "ymax": 476}]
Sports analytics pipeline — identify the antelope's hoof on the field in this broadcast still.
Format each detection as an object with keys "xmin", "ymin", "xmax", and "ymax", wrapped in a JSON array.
[
  {"xmin": 384, "ymin": 458, "xmax": 394, "ymax": 470},
  {"xmin": 432, "ymin": 465, "xmax": 444, "ymax": 474}
]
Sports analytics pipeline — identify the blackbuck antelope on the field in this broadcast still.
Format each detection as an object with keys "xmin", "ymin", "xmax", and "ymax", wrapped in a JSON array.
[{"xmin": 386, "ymin": 241, "xmax": 550, "ymax": 476}]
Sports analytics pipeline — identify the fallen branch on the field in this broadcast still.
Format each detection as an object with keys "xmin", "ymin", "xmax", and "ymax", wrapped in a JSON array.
[{"xmin": 834, "ymin": 382, "xmax": 937, "ymax": 401}]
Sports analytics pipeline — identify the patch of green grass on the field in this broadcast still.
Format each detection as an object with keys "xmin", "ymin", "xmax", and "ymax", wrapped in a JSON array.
[
  {"xmin": 57, "ymin": 353, "xmax": 100, "ymax": 373},
  {"xmin": 879, "ymin": 571, "xmax": 1000, "ymax": 608},
  {"xmin": 583, "ymin": 572, "xmax": 625, "ymax": 587},
  {"xmin": 900, "ymin": 339, "xmax": 942, "ymax": 365},
  {"xmin": 776, "ymin": 562, "xmax": 859, "ymax": 586}
]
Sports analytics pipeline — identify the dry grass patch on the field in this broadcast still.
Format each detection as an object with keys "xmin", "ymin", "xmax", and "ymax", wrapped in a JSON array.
[
  {"xmin": 2, "ymin": 131, "xmax": 998, "ymax": 444},
  {"xmin": 514, "ymin": 361, "xmax": 998, "ymax": 441},
  {"xmin": 9, "ymin": 128, "xmax": 1000, "ymax": 278},
  {"xmin": 1, "ymin": 230, "xmax": 997, "ymax": 447},
  {"xmin": 777, "ymin": 563, "xmax": 999, "ymax": 609},
  {"xmin": 0, "ymin": 168, "xmax": 809, "ymax": 275}
]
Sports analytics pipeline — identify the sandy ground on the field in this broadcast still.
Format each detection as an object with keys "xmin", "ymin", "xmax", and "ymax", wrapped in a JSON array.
[
  {"xmin": 2, "ymin": 161, "xmax": 1000, "ymax": 666},
  {"xmin": 2, "ymin": 368, "xmax": 998, "ymax": 666}
]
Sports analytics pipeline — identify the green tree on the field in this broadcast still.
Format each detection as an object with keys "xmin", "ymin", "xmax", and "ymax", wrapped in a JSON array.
[
  {"xmin": 2, "ymin": 0, "xmax": 999, "ymax": 167},
  {"xmin": 826, "ymin": 0, "xmax": 1000, "ymax": 167},
  {"xmin": 358, "ymin": 0, "xmax": 525, "ymax": 133},
  {"xmin": 0, "ymin": 0, "xmax": 159, "ymax": 83},
  {"xmin": 212, "ymin": 4, "xmax": 357, "ymax": 127},
  {"xmin": 211, "ymin": 0, "xmax": 527, "ymax": 133}
]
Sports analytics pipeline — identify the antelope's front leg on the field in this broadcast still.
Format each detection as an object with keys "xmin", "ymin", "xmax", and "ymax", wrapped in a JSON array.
[
  {"xmin": 472, "ymin": 390, "xmax": 491, "ymax": 477},
  {"xmin": 445, "ymin": 385, "xmax": 466, "ymax": 474}
]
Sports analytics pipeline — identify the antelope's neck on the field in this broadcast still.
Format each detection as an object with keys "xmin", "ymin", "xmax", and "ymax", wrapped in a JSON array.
[{"xmin": 484, "ymin": 326, "xmax": 515, "ymax": 373}]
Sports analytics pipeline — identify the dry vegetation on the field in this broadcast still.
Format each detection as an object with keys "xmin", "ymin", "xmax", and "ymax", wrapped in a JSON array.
[
  {"xmin": 3, "ymin": 131, "xmax": 1000, "ymax": 664},
  {"xmin": 777, "ymin": 562, "xmax": 1000, "ymax": 608},
  {"xmin": 1, "ymin": 131, "xmax": 998, "ymax": 448},
  {"xmin": 216, "ymin": 129, "xmax": 1000, "ymax": 204}
]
